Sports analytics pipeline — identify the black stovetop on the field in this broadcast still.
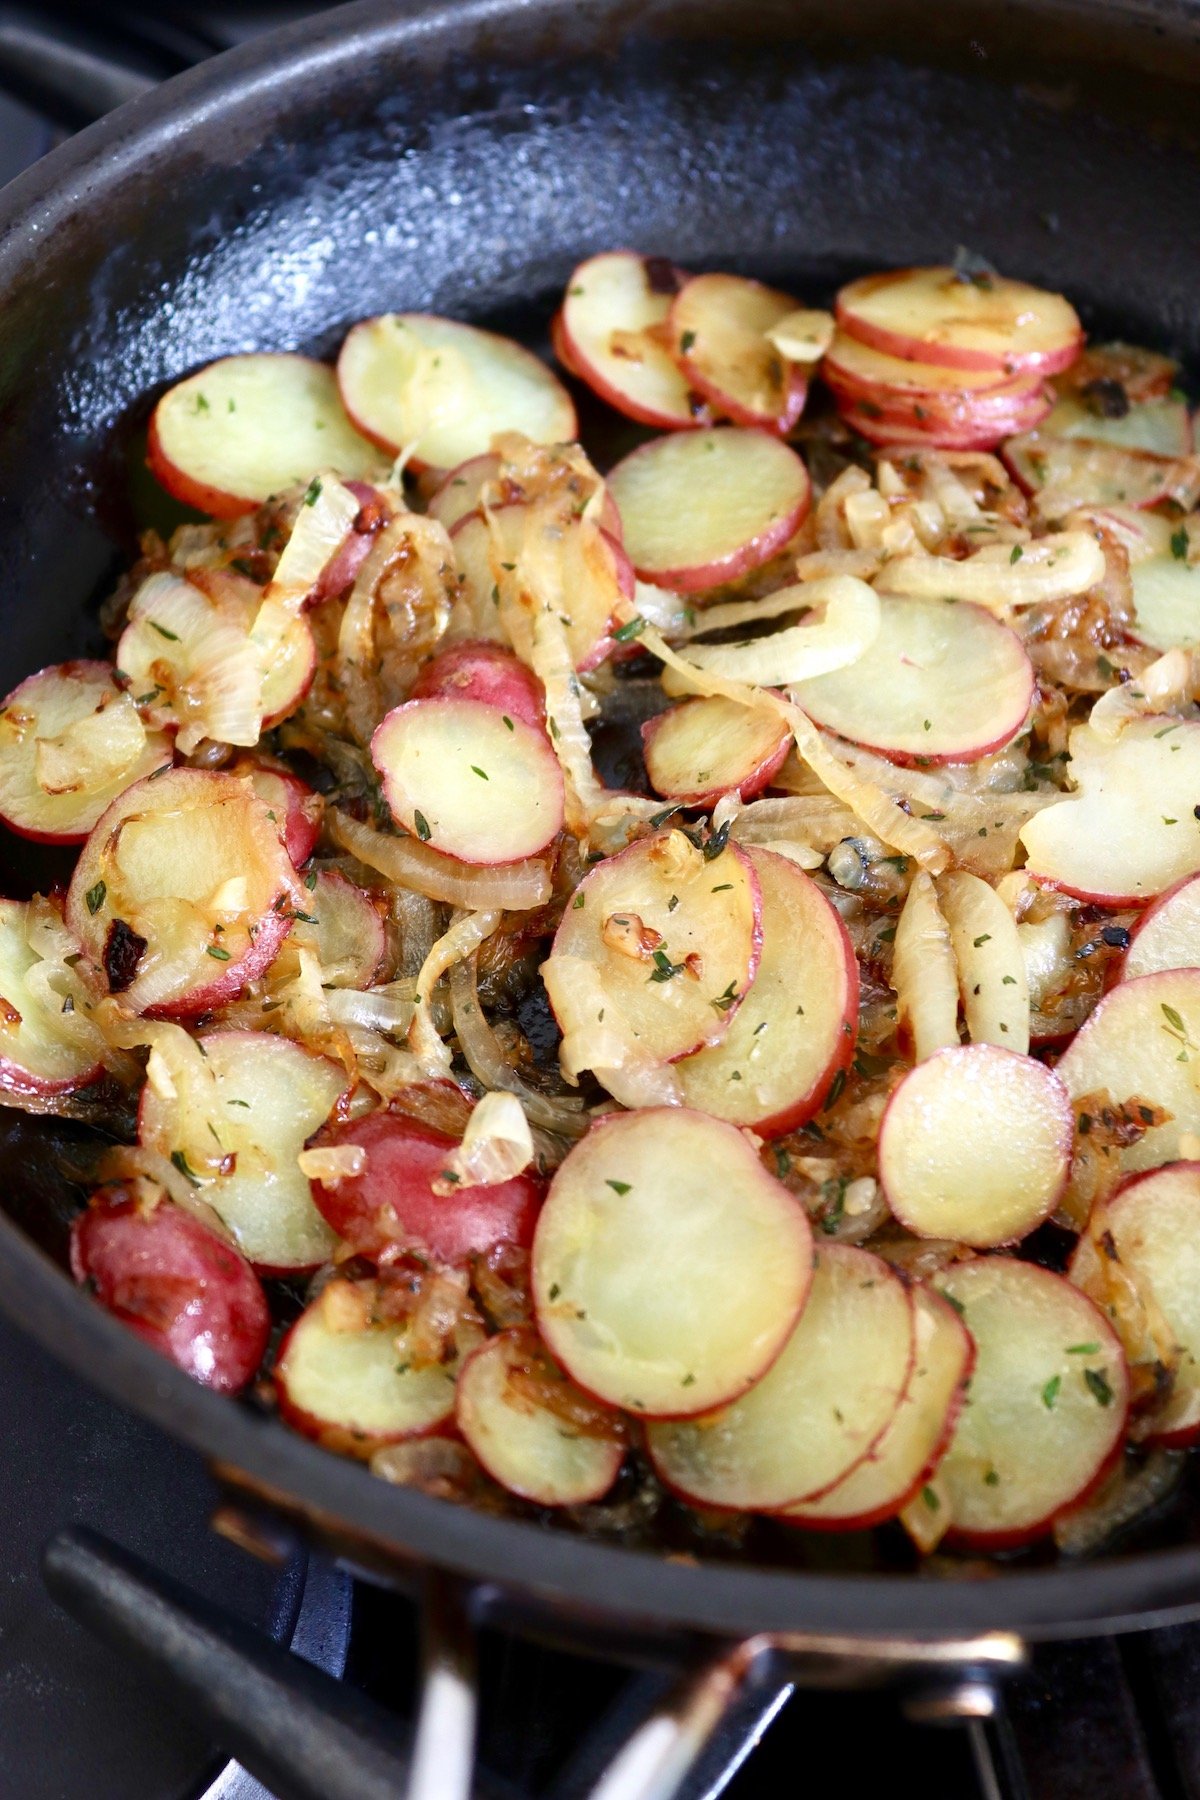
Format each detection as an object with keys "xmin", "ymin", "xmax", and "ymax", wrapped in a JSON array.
[{"xmin": 3, "ymin": 8, "xmax": 1200, "ymax": 1798}]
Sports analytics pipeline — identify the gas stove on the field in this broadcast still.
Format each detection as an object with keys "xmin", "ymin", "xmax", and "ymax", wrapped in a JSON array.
[{"xmin": 2, "ymin": 9, "xmax": 1200, "ymax": 1799}]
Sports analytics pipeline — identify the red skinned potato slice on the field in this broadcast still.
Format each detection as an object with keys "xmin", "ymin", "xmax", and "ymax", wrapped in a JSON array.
[
  {"xmin": 264, "ymin": 473, "xmax": 363, "ymax": 609},
  {"xmin": 836, "ymin": 267, "xmax": 1083, "ymax": 375},
  {"xmin": 606, "ymin": 428, "xmax": 811, "ymax": 592},
  {"xmin": 1004, "ymin": 431, "xmax": 1193, "ymax": 513},
  {"xmin": 1130, "ymin": 551, "xmax": 1200, "ymax": 653},
  {"xmin": 71, "ymin": 1183, "xmax": 269, "ymax": 1393},
  {"xmin": 117, "ymin": 572, "xmax": 263, "ymax": 751},
  {"xmin": 532, "ymin": 1107, "xmax": 812, "ymax": 1418},
  {"xmin": 547, "ymin": 829, "xmax": 762, "ymax": 1064},
  {"xmin": 641, "ymin": 697, "xmax": 790, "ymax": 806},
  {"xmin": 311, "ymin": 1109, "xmax": 542, "ymax": 1263},
  {"xmin": 228, "ymin": 756, "xmax": 322, "ymax": 867},
  {"xmin": 1122, "ymin": 872, "xmax": 1200, "ymax": 982},
  {"xmin": 669, "ymin": 272, "xmax": 809, "ymax": 433},
  {"xmin": 371, "ymin": 696, "xmax": 564, "ymax": 865},
  {"xmin": 411, "ymin": 641, "xmax": 545, "ymax": 729},
  {"xmin": 646, "ymin": 1244, "xmax": 913, "ymax": 1509},
  {"xmin": 792, "ymin": 595, "xmax": 1034, "ymax": 765},
  {"xmin": 291, "ymin": 870, "xmax": 386, "ymax": 988},
  {"xmin": 838, "ymin": 384, "xmax": 1053, "ymax": 448},
  {"xmin": 148, "ymin": 353, "xmax": 384, "ymax": 517},
  {"xmin": 274, "ymin": 1282, "xmax": 459, "ymax": 1455},
  {"xmin": 118, "ymin": 573, "xmax": 316, "ymax": 749},
  {"xmin": 336, "ymin": 313, "xmax": 575, "ymax": 471},
  {"xmin": 455, "ymin": 1328, "xmax": 625, "ymax": 1506},
  {"xmin": 0, "ymin": 898, "xmax": 104, "ymax": 1097},
  {"xmin": 823, "ymin": 329, "xmax": 1045, "ymax": 402},
  {"xmin": 1019, "ymin": 717, "xmax": 1200, "ymax": 904},
  {"xmin": 557, "ymin": 251, "xmax": 708, "ymax": 429},
  {"xmin": 0, "ymin": 662, "xmax": 170, "ymax": 844},
  {"xmin": 66, "ymin": 766, "xmax": 298, "ymax": 1016},
  {"xmin": 784, "ymin": 1285, "xmax": 974, "ymax": 1530},
  {"xmin": 933, "ymin": 1258, "xmax": 1127, "ymax": 1549},
  {"xmin": 449, "ymin": 507, "xmax": 631, "ymax": 672},
  {"xmin": 879, "ymin": 1045, "xmax": 1073, "ymax": 1247},
  {"xmin": 676, "ymin": 848, "xmax": 857, "ymax": 1136},
  {"xmin": 1056, "ymin": 968, "xmax": 1200, "ymax": 1178},
  {"xmin": 425, "ymin": 451, "xmax": 623, "ymax": 539},
  {"xmin": 1070, "ymin": 1163, "xmax": 1200, "ymax": 1444},
  {"xmin": 1042, "ymin": 393, "xmax": 1193, "ymax": 457},
  {"xmin": 841, "ymin": 403, "xmax": 1038, "ymax": 453},
  {"xmin": 138, "ymin": 1031, "xmax": 346, "ymax": 1274}
]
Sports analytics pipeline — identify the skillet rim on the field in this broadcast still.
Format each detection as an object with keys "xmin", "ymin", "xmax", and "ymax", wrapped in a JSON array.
[{"xmin": 2, "ymin": 0, "xmax": 1200, "ymax": 1644}]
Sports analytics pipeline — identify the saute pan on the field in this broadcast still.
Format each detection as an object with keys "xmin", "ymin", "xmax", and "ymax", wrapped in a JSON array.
[{"xmin": 4, "ymin": 0, "xmax": 1200, "ymax": 1783}]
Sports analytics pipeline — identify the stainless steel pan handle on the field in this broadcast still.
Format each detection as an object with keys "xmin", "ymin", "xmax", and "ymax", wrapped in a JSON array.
[{"xmin": 43, "ymin": 1527, "xmax": 1024, "ymax": 1800}]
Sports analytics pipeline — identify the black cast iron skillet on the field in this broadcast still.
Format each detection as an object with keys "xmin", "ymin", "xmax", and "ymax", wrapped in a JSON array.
[{"xmin": 4, "ymin": 0, "xmax": 1200, "ymax": 1662}]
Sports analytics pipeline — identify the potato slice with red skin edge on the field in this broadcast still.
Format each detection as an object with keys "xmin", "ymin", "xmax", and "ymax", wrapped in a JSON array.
[
  {"xmin": 455, "ymin": 1328, "xmax": 625, "ymax": 1506},
  {"xmin": 607, "ymin": 428, "xmax": 811, "ymax": 593},
  {"xmin": 839, "ymin": 397, "xmax": 1050, "ymax": 453},
  {"xmin": 792, "ymin": 596, "xmax": 1034, "ymax": 766},
  {"xmin": 310, "ymin": 480, "xmax": 389, "ymax": 604},
  {"xmin": 426, "ymin": 451, "xmax": 623, "ymax": 540},
  {"xmin": 66, "ymin": 767, "xmax": 298, "ymax": 1017},
  {"xmin": 1121, "ymin": 873, "xmax": 1200, "ymax": 983},
  {"xmin": 879, "ymin": 1046, "xmax": 1073, "ymax": 1247},
  {"xmin": 676, "ymin": 848, "xmax": 857, "ymax": 1137},
  {"xmin": 823, "ymin": 329, "xmax": 1047, "ymax": 402},
  {"xmin": 370, "ymin": 697, "xmax": 565, "ymax": 866},
  {"xmin": 641, "ymin": 698, "xmax": 790, "ymax": 806},
  {"xmin": 1003, "ymin": 431, "xmax": 1190, "ymax": 511},
  {"xmin": 1070, "ymin": 1164, "xmax": 1200, "ymax": 1446},
  {"xmin": 783, "ymin": 1285, "xmax": 975, "ymax": 1531},
  {"xmin": 148, "ymin": 353, "xmax": 384, "ymax": 518},
  {"xmin": 1056, "ymin": 968, "xmax": 1200, "ymax": 1178},
  {"xmin": 826, "ymin": 368, "xmax": 1052, "ymax": 436},
  {"xmin": 71, "ymin": 1186, "xmax": 269, "ymax": 1394},
  {"xmin": 549, "ymin": 306, "xmax": 583, "ymax": 380},
  {"xmin": 556, "ymin": 251, "xmax": 711, "ymax": 430},
  {"xmin": 120, "ymin": 573, "xmax": 316, "ymax": 743},
  {"xmin": 426, "ymin": 454, "xmax": 511, "ymax": 532},
  {"xmin": 669, "ymin": 273, "xmax": 810, "ymax": 434},
  {"xmin": 449, "ymin": 506, "xmax": 632, "ymax": 673},
  {"xmin": 533, "ymin": 1107, "xmax": 812, "ymax": 1419},
  {"xmin": 411, "ymin": 641, "xmax": 545, "ymax": 730},
  {"xmin": 837, "ymin": 378, "xmax": 1054, "ymax": 442},
  {"xmin": 117, "ymin": 572, "xmax": 262, "ymax": 750},
  {"xmin": 0, "ymin": 662, "xmax": 171, "ymax": 844},
  {"xmin": 836, "ymin": 267, "xmax": 1083, "ymax": 376},
  {"xmin": 274, "ymin": 1296, "xmax": 459, "ymax": 1457},
  {"xmin": 227, "ymin": 756, "xmax": 322, "ymax": 867},
  {"xmin": 311, "ymin": 1110, "xmax": 543, "ymax": 1263},
  {"xmin": 1020, "ymin": 717, "xmax": 1200, "ymax": 905},
  {"xmin": 1129, "ymin": 553, "xmax": 1200, "ymax": 653},
  {"xmin": 933, "ymin": 1258, "xmax": 1128, "ymax": 1550},
  {"xmin": 138, "ymin": 1031, "xmax": 346, "ymax": 1275},
  {"xmin": 646, "ymin": 1244, "xmax": 913, "ymax": 1507},
  {"xmin": 336, "ymin": 312, "xmax": 575, "ymax": 473},
  {"xmin": 1043, "ymin": 394, "xmax": 1193, "ymax": 457},
  {"xmin": 292, "ymin": 870, "xmax": 386, "ymax": 988},
  {"xmin": 0, "ymin": 898, "xmax": 104, "ymax": 1097},
  {"xmin": 548, "ymin": 829, "xmax": 762, "ymax": 1064}
]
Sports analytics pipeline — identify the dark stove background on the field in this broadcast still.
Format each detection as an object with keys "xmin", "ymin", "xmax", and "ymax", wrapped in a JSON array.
[{"xmin": 0, "ymin": 5, "xmax": 1198, "ymax": 1797}]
